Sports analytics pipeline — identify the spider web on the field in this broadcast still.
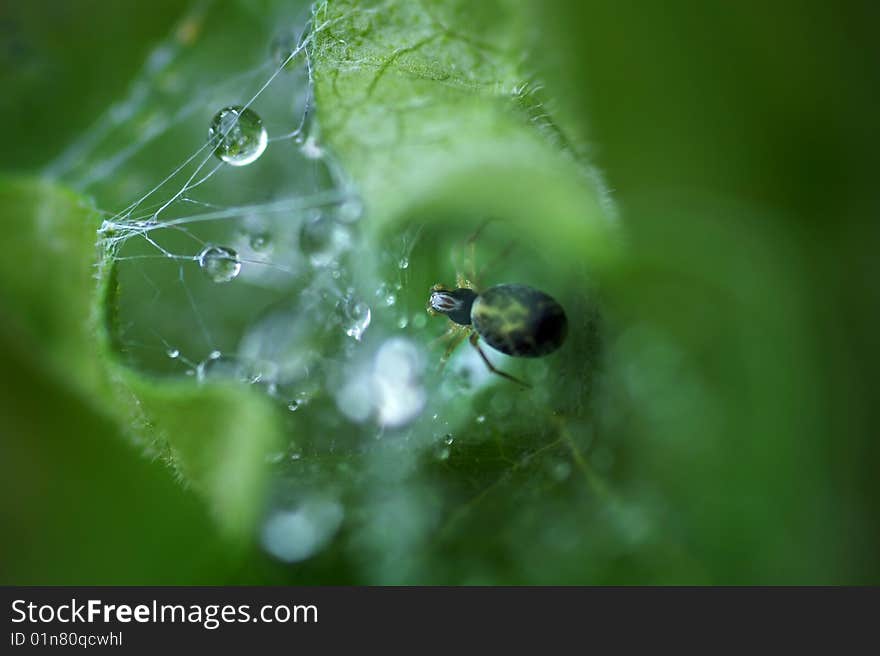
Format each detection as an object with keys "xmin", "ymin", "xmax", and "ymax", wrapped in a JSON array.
[
  {"xmin": 40, "ymin": 0, "xmax": 518, "ymax": 563},
  {"xmin": 39, "ymin": 0, "xmax": 646, "ymax": 580}
]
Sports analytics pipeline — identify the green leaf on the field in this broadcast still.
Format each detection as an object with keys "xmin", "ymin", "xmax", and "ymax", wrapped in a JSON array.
[
  {"xmin": 311, "ymin": 0, "xmax": 619, "ymax": 269},
  {"xmin": 0, "ymin": 176, "xmax": 281, "ymax": 541}
]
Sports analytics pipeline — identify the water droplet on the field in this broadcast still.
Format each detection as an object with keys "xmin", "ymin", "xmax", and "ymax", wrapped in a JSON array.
[
  {"xmin": 373, "ymin": 338, "xmax": 426, "ymax": 428},
  {"xmin": 397, "ymin": 316, "xmax": 409, "ymax": 329},
  {"xmin": 209, "ymin": 105, "xmax": 267, "ymax": 166},
  {"xmin": 336, "ymin": 197, "xmax": 363, "ymax": 223},
  {"xmin": 476, "ymin": 415, "xmax": 486, "ymax": 424},
  {"xmin": 261, "ymin": 499, "xmax": 344, "ymax": 563},
  {"xmin": 384, "ymin": 293, "xmax": 397, "ymax": 307},
  {"xmin": 299, "ymin": 214, "xmax": 350, "ymax": 267},
  {"xmin": 398, "ymin": 257, "xmax": 409, "ymax": 269},
  {"xmin": 300, "ymin": 134, "xmax": 324, "ymax": 159},
  {"xmin": 250, "ymin": 232, "xmax": 271, "ymax": 251},
  {"xmin": 196, "ymin": 354, "xmax": 239, "ymax": 382},
  {"xmin": 287, "ymin": 393, "xmax": 309, "ymax": 412},
  {"xmin": 340, "ymin": 296, "xmax": 371, "ymax": 341},
  {"xmin": 209, "ymin": 350, "xmax": 222, "ymax": 360},
  {"xmin": 166, "ymin": 348, "xmax": 180, "ymax": 359},
  {"xmin": 198, "ymin": 245, "xmax": 241, "ymax": 283},
  {"xmin": 335, "ymin": 376, "xmax": 374, "ymax": 423},
  {"xmin": 444, "ymin": 435, "xmax": 454, "ymax": 445}
]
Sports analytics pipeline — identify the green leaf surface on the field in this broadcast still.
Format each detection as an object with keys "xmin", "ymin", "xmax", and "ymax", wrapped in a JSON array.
[
  {"xmin": 0, "ymin": 177, "xmax": 281, "ymax": 543},
  {"xmin": 311, "ymin": 0, "xmax": 619, "ymax": 269}
]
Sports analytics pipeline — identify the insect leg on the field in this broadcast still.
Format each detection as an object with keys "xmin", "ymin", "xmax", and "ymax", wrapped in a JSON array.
[
  {"xmin": 431, "ymin": 322, "xmax": 462, "ymax": 345},
  {"xmin": 464, "ymin": 218, "xmax": 492, "ymax": 286},
  {"xmin": 439, "ymin": 327, "xmax": 470, "ymax": 371},
  {"xmin": 468, "ymin": 332, "xmax": 531, "ymax": 388}
]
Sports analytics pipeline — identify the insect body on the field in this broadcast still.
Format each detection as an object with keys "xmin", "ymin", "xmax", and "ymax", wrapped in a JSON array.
[
  {"xmin": 472, "ymin": 284, "xmax": 567, "ymax": 357},
  {"xmin": 428, "ymin": 283, "xmax": 567, "ymax": 385}
]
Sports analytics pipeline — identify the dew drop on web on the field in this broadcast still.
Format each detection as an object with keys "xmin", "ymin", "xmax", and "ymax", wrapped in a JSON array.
[
  {"xmin": 249, "ymin": 231, "xmax": 272, "ymax": 252},
  {"xmin": 197, "ymin": 245, "xmax": 241, "ymax": 283},
  {"xmin": 196, "ymin": 353, "xmax": 239, "ymax": 382},
  {"xmin": 208, "ymin": 105, "xmax": 268, "ymax": 166},
  {"xmin": 339, "ymin": 296, "xmax": 371, "ymax": 341},
  {"xmin": 336, "ymin": 196, "xmax": 363, "ymax": 224}
]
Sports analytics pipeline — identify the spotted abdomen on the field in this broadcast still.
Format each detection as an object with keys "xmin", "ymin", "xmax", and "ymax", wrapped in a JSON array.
[{"xmin": 471, "ymin": 284, "xmax": 567, "ymax": 357}]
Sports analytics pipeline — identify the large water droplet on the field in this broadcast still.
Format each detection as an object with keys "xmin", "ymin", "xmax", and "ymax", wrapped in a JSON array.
[
  {"xmin": 340, "ymin": 296, "xmax": 371, "ymax": 341},
  {"xmin": 209, "ymin": 105, "xmax": 268, "ymax": 166},
  {"xmin": 335, "ymin": 376, "xmax": 374, "ymax": 423},
  {"xmin": 398, "ymin": 257, "xmax": 409, "ymax": 269},
  {"xmin": 373, "ymin": 338, "xmax": 426, "ymax": 428},
  {"xmin": 198, "ymin": 245, "xmax": 241, "ymax": 282},
  {"xmin": 261, "ymin": 499, "xmax": 344, "ymax": 563}
]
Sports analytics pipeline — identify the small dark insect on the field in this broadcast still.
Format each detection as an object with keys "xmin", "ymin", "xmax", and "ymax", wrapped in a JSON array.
[{"xmin": 427, "ymin": 231, "xmax": 567, "ymax": 387}]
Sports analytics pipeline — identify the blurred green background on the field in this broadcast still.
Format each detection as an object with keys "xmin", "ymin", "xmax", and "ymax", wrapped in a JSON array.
[{"xmin": 0, "ymin": 0, "xmax": 877, "ymax": 584}]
